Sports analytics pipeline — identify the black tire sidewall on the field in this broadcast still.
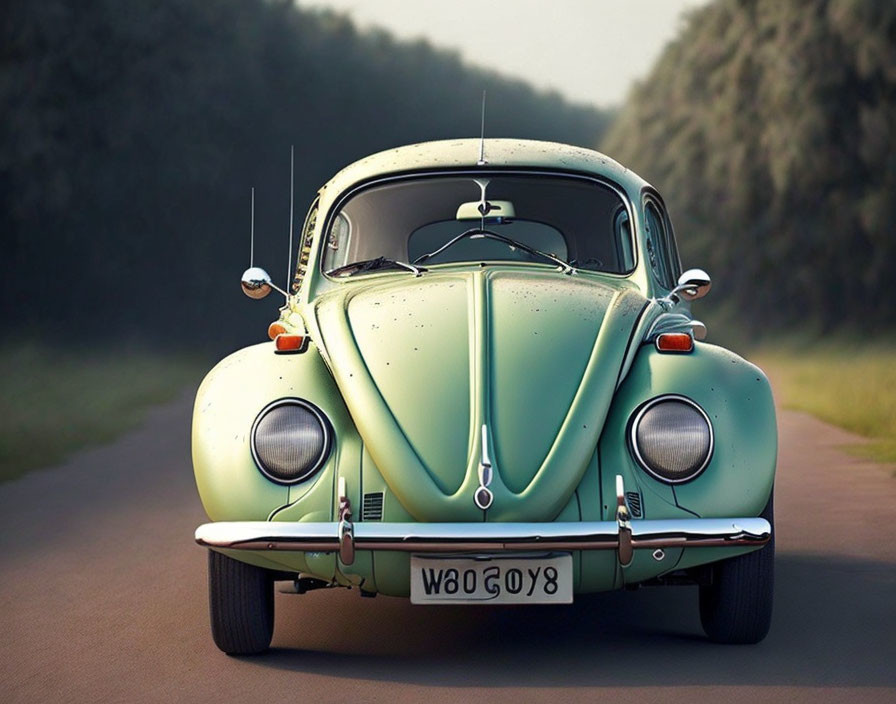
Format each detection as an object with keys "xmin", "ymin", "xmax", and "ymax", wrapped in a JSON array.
[{"xmin": 208, "ymin": 550, "xmax": 275, "ymax": 655}]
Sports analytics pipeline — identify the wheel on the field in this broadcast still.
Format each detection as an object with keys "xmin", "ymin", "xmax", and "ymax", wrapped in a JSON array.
[
  {"xmin": 208, "ymin": 550, "xmax": 274, "ymax": 655},
  {"xmin": 699, "ymin": 491, "xmax": 774, "ymax": 644}
]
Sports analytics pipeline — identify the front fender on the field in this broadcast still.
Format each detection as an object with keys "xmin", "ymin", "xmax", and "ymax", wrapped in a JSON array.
[
  {"xmin": 600, "ymin": 342, "xmax": 777, "ymax": 520},
  {"xmin": 192, "ymin": 342, "xmax": 359, "ymax": 524}
]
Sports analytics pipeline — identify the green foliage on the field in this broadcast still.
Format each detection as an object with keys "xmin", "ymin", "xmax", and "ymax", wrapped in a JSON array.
[
  {"xmin": 0, "ymin": 0, "xmax": 611, "ymax": 351},
  {"xmin": 603, "ymin": 0, "xmax": 896, "ymax": 333},
  {"xmin": 756, "ymin": 341, "xmax": 896, "ymax": 465},
  {"xmin": 0, "ymin": 345, "xmax": 205, "ymax": 481}
]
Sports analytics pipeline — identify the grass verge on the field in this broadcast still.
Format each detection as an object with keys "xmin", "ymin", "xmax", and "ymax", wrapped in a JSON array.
[
  {"xmin": 754, "ymin": 342, "xmax": 896, "ymax": 466},
  {"xmin": 0, "ymin": 344, "xmax": 205, "ymax": 483}
]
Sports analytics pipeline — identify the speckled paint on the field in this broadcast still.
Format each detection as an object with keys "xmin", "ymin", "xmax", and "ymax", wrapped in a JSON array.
[{"xmin": 192, "ymin": 139, "xmax": 777, "ymax": 596}]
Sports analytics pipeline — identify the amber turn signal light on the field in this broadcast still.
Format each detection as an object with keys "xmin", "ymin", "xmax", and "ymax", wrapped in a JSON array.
[
  {"xmin": 268, "ymin": 322, "xmax": 288, "ymax": 340},
  {"xmin": 274, "ymin": 334, "xmax": 307, "ymax": 353},
  {"xmin": 655, "ymin": 332, "xmax": 693, "ymax": 353}
]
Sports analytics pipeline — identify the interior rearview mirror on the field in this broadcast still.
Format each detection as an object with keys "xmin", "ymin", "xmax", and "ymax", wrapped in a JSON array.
[{"xmin": 455, "ymin": 199, "xmax": 516, "ymax": 221}]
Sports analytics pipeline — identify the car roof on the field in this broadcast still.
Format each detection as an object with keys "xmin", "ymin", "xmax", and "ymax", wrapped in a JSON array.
[{"xmin": 318, "ymin": 139, "xmax": 651, "ymax": 204}]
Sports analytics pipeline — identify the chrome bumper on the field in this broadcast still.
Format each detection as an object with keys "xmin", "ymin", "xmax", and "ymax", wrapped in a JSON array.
[
  {"xmin": 195, "ymin": 476, "xmax": 770, "ymax": 567},
  {"xmin": 195, "ymin": 516, "xmax": 770, "ymax": 563}
]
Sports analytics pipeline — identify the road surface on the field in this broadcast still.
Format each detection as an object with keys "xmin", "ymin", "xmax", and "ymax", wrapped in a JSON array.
[{"xmin": 1, "ymin": 392, "xmax": 894, "ymax": 703}]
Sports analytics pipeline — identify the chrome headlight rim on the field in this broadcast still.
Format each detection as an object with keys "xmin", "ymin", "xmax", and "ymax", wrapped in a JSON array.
[
  {"xmin": 250, "ymin": 397, "xmax": 332, "ymax": 485},
  {"xmin": 629, "ymin": 394, "xmax": 714, "ymax": 485}
]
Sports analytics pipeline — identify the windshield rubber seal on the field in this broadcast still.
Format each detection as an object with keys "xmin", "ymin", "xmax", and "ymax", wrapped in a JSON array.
[{"xmin": 317, "ymin": 168, "xmax": 639, "ymax": 283}]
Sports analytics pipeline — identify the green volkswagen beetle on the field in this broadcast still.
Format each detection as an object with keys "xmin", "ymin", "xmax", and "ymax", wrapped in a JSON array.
[{"xmin": 193, "ymin": 139, "xmax": 776, "ymax": 655}]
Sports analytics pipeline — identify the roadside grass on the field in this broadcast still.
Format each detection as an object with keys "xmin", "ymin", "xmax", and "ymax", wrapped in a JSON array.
[
  {"xmin": 754, "ymin": 342, "xmax": 896, "ymax": 467},
  {"xmin": 3, "ymin": 337, "xmax": 893, "ymax": 482},
  {"xmin": 0, "ymin": 344, "xmax": 205, "ymax": 483}
]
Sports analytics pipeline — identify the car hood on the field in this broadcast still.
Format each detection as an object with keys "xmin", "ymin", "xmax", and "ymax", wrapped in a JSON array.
[{"xmin": 307, "ymin": 269, "xmax": 648, "ymax": 522}]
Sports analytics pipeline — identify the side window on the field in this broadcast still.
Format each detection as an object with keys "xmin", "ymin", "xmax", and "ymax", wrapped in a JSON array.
[
  {"xmin": 613, "ymin": 206, "xmax": 635, "ymax": 271},
  {"xmin": 322, "ymin": 213, "xmax": 352, "ymax": 272},
  {"xmin": 644, "ymin": 200, "xmax": 675, "ymax": 290},
  {"xmin": 664, "ymin": 210, "xmax": 682, "ymax": 281},
  {"xmin": 292, "ymin": 199, "xmax": 318, "ymax": 292}
]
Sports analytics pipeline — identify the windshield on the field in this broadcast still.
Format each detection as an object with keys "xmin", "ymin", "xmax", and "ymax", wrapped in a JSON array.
[{"xmin": 321, "ymin": 173, "xmax": 635, "ymax": 276}]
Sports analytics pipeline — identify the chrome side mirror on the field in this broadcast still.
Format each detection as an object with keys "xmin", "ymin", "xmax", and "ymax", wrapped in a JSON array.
[
  {"xmin": 241, "ymin": 267, "xmax": 288, "ymax": 300},
  {"xmin": 671, "ymin": 268, "xmax": 711, "ymax": 302}
]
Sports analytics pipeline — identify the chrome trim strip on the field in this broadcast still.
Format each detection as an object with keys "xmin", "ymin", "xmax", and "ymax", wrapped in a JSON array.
[
  {"xmin": 474, "ymin": 424, "xmax": 495, "ymax": 510},
  {"xmin": 195, "ymin": 516, "xmax": 770, "ymax": 553}
]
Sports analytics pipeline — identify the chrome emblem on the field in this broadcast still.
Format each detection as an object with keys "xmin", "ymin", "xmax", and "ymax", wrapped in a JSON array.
[{"xmin": 475, "ymin": 424, "xmax": 494, "ymax": 510}]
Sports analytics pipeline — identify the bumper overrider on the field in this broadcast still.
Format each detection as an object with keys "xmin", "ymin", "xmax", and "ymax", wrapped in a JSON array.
[{"xmin": 195, "ymin": 476, "xmax": 771, "ymax": 568}]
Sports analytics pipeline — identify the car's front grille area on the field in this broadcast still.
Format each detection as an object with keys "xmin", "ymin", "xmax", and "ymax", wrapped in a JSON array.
[
  {"xmin": 361, "ymin": 492, "xmax": 384, "ymax": 521},
  {"xmin": 625, "ymin": 491, "xmax": 642, "ymax": 518}
]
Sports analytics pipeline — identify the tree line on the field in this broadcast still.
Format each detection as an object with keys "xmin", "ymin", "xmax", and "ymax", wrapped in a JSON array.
[
  {"xmin": 603, "ymin": 0, "xmax": 896, "ymax": 336},
  {"xmin": 3, "ymin": 0, "xmax": 892, "ymax": 351},
  {"xmin": 0, "ymin": 0, "xmax": 610, "ymax": 350}
]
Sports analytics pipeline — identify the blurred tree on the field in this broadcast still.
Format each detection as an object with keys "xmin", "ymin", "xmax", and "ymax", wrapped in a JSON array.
[
  {"xmin": 603, "ymin": 0, "xmax": 896, "ymax": 335},
  {"xmin": 0, "ymin": 0, "xmax": 611, "ymax": 350}
]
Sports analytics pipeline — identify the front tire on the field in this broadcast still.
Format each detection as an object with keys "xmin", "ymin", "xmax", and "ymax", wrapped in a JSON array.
[
  {"xmin": 699, "ymin": 491, "xmax": 774, "ymax": 644},
  {"xmin": 208, "ymin": 550, "xmax": 274, "ymax": 655}
]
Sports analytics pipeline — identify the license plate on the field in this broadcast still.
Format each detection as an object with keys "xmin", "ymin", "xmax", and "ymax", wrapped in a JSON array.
[{"xmin": 410, "ymin": 554, "xmax": 573, "ymax": 604}]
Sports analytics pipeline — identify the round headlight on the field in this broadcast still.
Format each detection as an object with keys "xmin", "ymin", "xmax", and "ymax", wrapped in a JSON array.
[
  {"xmin": 630, "ymin": 395, "xmax": 713, "ymax": 483},
  {"xmin": 251, "ymin": 399, "xmax": 331, "ymax": 484}
]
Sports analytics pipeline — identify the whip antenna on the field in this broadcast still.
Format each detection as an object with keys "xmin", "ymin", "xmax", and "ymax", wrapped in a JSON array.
[
  {"xmin": 249, "ymin": 187, "xmax": 255, "ymax": 267},
  {"xmin": 286, "ymin": 145, "xmax": 295, "ymax": 291},
  {"xmin": 477, "ymin": 90, "xmax": 487, "ymax": 166}
]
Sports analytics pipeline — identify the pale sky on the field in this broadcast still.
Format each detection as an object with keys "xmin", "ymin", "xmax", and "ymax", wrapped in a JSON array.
[{"xmin": 295, "ymin": 0, "xmax": 710, "ymax": 109}]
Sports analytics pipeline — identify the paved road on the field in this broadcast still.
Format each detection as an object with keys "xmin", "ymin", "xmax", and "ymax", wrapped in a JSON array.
[{"xmin": 2, "ymin": 392, "xmax": 894, "ymax": 703}]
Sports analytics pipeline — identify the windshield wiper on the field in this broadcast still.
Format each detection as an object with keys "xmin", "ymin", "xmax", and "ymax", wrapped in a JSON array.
[
  {"xmin": 490, "ymin": 232, "xmax": 577, "ymax": 274},
  {"xmin": 413, "ymin": 228, "xmax": 577, "ymax": 275},
  {"xmin": 327, "ymin": 256, "xmax": 425, "ymax": 278}
]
